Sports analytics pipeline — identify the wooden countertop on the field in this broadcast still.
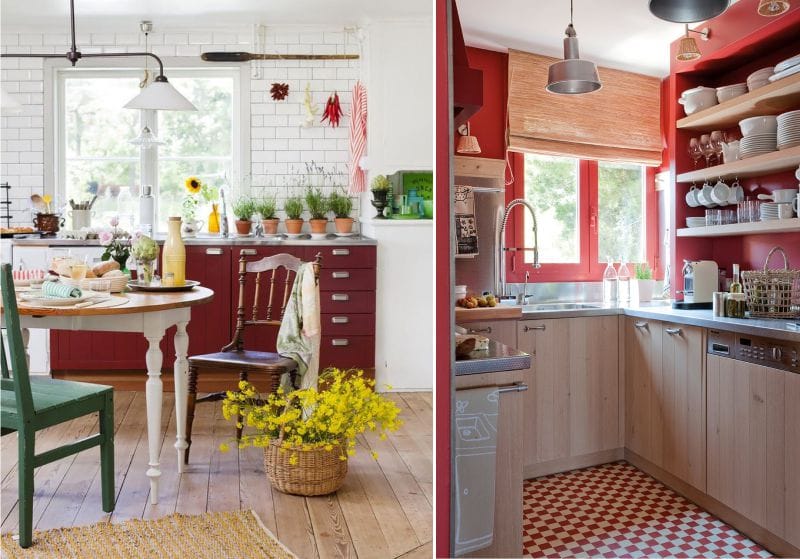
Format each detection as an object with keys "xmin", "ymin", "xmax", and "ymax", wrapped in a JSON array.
[{"xmin": 455, "ymin": 305, "xmax": 522, "ymax": 322}]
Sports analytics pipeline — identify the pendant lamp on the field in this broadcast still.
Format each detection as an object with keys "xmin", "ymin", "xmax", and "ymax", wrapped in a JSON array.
[
  {"xmin": 545, "ymin": 0, "xmax": 601, "ymax": 95},
  {"xmin": 757, "ymin": 0, "xmax": 790, "ymax": 16},
  {"xmin": 129, "ymin": 126, "xmax": 164, "ymax": 148},
  {"xmin": 649, "ymin": 0, "xmax": 730, "ymax": 23}
]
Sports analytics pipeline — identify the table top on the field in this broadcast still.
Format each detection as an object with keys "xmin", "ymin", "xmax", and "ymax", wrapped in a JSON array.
[{"xmin": 14, "ymin": 286, "xmax": 214, "ymax": 317}]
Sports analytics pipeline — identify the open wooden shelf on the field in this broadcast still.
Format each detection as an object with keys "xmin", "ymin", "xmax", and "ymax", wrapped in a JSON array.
[
  {"xmin": 676, "ymin": 72, "xmax": 800, "ymax": 131},
  {"xmin": 676, "ymin": 144, "xmax": 800, "ymax": 182},
  {"xmin": 676, "ymin": 218, "xmax": 800, "ymax": 238}
]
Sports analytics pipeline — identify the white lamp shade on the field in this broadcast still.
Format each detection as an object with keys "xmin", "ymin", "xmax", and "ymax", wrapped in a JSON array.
[
  {"xmin": 124, "ymin": 80, "xmax": 197, "ymax": 111},
  {"xmin": 129, "ymin": 126, "xmax": 164, "ymax": 148}
]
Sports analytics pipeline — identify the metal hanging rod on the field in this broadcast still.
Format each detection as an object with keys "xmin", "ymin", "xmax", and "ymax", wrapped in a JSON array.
[{"xmin": 201, "ymin": 52, "xmax": 359, "ymax": 62}]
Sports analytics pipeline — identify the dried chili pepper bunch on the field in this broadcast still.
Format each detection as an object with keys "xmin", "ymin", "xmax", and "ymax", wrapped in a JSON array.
[
  {"xmin": 270, "ymin": 82, "xmax": 289, "ymax": 101},
  {"xmin": 321, "ymin": 92, "xmax": 343, "ymax": 127}
]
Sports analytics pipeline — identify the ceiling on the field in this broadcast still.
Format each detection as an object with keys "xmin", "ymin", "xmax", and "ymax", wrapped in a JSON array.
[
  {"xmin": 1, "ymin": 0, "xmax": 430, "ymax": 28},
  {"xmin": 457, "ymin": 0, "xmax": 732, "ymax": 77}
]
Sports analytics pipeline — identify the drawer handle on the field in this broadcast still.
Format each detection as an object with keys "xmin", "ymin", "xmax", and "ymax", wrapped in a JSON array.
[
  {"xmin": 332, "ymin": 271, "xmax": 350, "ymax": 279},
  {"xmin": 497, "ymin": 383, "xmax": 528, "ymax": 394},
  {"xmin": 240, "ymin": 249, "xmax": 257, "ymax": 256},
  {"xmin": 634, "ymin": 322, "xmax": 649, "ymax": 330},
  {"xmin": 467, "ymin": 326, "xmax": 492, "ymax": 334},
  {"xmin": 332, "ymin": 249, "xmax": 350, "ymax": 256},
  {"xmin": 332, "ymin": 293, "xmax": 350, "ymax": 302},
  {"xmin": 205, "ymin": 248, "xmax": 223, "ymax": 255},
  {"xmin": 665, "ymin": 327, "xmax": 682, "ymax": 336},
  {"xmin": 331, "ymin": 316, "xmax": 349, "ymax": 324},
  {"xmin": 523, "ymin": 325, "xmax": 546, "ymax": 332},
  {"xmin": 332, "ymin": 339, "xmax": 349, "ymax": 347}
]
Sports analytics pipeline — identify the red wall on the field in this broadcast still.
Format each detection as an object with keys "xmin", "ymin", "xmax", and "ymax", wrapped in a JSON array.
[{"xmin": 456, "ymin": 48, "xmax": 508, "ymax": 160}]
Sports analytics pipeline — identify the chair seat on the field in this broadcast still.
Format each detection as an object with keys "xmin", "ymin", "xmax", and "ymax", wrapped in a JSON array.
[
  {"xmin": 1, "ymin": 377, "xmax": 112, "ymax": 429},
  {"xmin": 188, "ymin": 350, "xmax": 297, "ymax": 372}
]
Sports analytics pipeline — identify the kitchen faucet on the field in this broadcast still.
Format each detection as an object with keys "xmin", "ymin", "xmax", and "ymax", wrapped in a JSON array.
[{"xmin": 496, "ymin": 198, "xmax": 540, "ymax": 301}]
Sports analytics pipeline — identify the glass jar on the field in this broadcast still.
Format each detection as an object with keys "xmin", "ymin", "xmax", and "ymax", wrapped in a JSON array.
[{"xmin": 725, "ymin": 293, "xmax": 747, "ymax": 319}]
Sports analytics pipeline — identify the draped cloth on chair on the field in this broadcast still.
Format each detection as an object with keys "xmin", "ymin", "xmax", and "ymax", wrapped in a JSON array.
[{"xmin": 277, "ymin": 262, "xmax": 321, "ymax": 390}]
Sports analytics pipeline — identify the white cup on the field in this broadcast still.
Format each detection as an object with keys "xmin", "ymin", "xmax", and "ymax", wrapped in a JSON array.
[
  {"xmin": 685, "ymin": 185, "xmax": 701, "ymax": 207},
  {"xmin": 793, "ymin": 193, "xmax": 799, "ymax": 215},
  {"xmin": 726, "ymin": 181, "xmax": 744, "ymax": 205},
  {"xmin": 710, "ymin": 180, "xmax": 730, "ymax": 205},
  {"xmin": 777, "ymin": 203, "xmax": 794, "ymax": 219},
  {"xmin": 698, "ymin": 182, "xmax": 717, "ymax": 207},
  {"xmin": 774, "ymin": 189, "xmax": 799, "ymax": 203}
]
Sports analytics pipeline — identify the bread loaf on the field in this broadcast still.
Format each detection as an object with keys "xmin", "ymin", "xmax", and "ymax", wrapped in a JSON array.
[{"xmin": 92, "ymin": 260, "xmax": 120, "ymax": 277}]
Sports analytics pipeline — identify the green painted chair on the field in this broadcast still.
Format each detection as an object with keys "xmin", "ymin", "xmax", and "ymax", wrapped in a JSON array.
[{"xmin": 0, "ymin": 263, "xmax": 115, "ymax": 548}]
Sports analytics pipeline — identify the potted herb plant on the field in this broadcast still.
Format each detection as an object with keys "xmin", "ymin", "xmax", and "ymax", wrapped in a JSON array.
[
  {"xmin": 305, "ymin": 187, "xmax": 329, "ymax": 235},
  {"xmin": 634, "ymin": 263, "xmax": 655, "ymax": 302},
  {"xmin": 328, "ymin": 190, "xmax": 354, "ymax": 234},
  {"xmin": 232, "ymin": 196, "xmax": 256, "ymax": 236},
  {"xmin": 370, "ymin": 175, "xmax": 390, "ymax": 218},
  {"xmin": 283, "ymin": 196, "xmax": 305, "ymax": 235},
  {"xmin": 255, "ymin": 196, "xmax": 279, "ymax": 235}
]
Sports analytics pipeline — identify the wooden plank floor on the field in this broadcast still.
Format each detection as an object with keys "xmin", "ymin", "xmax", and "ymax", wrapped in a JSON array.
[{"xmin": 1, "ymin": 391, "xmax": 432, "ymax": 558}]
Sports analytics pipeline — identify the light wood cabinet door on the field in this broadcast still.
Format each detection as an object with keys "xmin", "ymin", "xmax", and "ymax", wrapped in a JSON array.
[
  {"xmin": 519, "ymin": 316, "xmax": 620, "ymax": 471},
  {"xmin": 784, "ymin": 371, "xmax": 800, "ymax": 548},
  {"xmin": 624, "ymin": 317, "xmax": 663, "ymax": 465},
  {"xmin": 707, "ymin": 355, "xmax": 786, "ymax": 538},
  {"xmin": 456, "ymin": 319, "xmax": 518, "ymax": 349}
]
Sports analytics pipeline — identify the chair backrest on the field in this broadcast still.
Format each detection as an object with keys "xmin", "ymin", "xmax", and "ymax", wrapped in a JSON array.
[
  {"xmin": 1, "ymin": 263, "xmax": 35, "ymax": 418},
  {"xmin": 223, "ymin": 252, "xmax": 322, "ymax": 352}
]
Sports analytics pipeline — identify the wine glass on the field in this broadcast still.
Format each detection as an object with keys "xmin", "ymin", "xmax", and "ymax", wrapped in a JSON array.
[
  {"xmin": 688, "ymin": 138, "xmax": 703, "ymax": 168},
  {"xmin": 710, "ymin": 131, "xmax": 725, "ymax": 165},
  {"xmin": 700, "ymin": 134, "xmax": 715, "ymax": 167}
]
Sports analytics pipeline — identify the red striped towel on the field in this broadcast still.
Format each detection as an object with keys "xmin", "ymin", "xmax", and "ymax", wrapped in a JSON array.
[{"xmin": 348, "ymin": 81, "xmax": 368, "ymax": 193}]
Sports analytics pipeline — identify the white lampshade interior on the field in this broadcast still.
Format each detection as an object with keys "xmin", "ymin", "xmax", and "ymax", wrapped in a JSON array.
[{"xmin": 124, "ymin": 80, "xmax": 197, "ymax": 111}]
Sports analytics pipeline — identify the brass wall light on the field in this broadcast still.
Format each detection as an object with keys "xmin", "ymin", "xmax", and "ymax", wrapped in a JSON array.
[
  {"xmin": 676, "ymin": 24, "xmax": 710, "ymax": 62},
  {"xmin": 757, "ymin": 0, "xmax": 790, "ymax": 16}
]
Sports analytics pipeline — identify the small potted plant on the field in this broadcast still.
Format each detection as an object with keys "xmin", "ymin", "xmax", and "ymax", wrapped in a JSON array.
[
  {"xmin": 305, "ymin": 187, "xmax": 329, "ymax": 235},
  {"xmin": 283, "ymin": 196, "xmax": 305, "ymax": 235},
  {"xmin": 255, "ymin": 196, "xmax": 279, "ymax": 235},
  {"xmin": 232, "ymin": 196, "xmax": 256, "ymax": 236},
  {"xmin": 328, "ymin": 190, "xmax": 354, "ymax": 234},
  {"xmin": 370, "ymin": 175, "xmax": 390, "ymax": 219},
  {"xmin": 634, "ymin": 263, "xmax": 655, "ymax": 302}
]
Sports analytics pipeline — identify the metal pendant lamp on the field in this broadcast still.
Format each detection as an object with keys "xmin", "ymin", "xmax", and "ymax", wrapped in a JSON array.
[
  {"xmin": 649, "ymin": 0, "xmax": 730, "ymax": 23},
  {"xmin": 546, "ymin": 0, "xmax": 601, "ymax": 95},
  {"xmin": 757, "ymin": 0, "xmax": 790, "ymax": 16}
]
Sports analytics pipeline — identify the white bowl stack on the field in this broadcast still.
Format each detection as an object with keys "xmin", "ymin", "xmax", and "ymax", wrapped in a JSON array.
[
  {"xmin": 747, "ymin": 67, "xmax": 774, "ymax": 91},
  {"xmin": 686, "ymin": 217, "xmax": 707, "ymax": 228},
  {"xmin": 769, "ymin": 54, "xmax": 800, "ymax": 83},
  {"xmin": 739, "ymin": 115, "xmax": 778, "ymax": 159},
  {"xmin": 777, "ymin": 109, "xmax": 800, "ymax": 150},
  {"xmin": 716, "ymin": 83, "xmax": 748, "ymax": 103}
]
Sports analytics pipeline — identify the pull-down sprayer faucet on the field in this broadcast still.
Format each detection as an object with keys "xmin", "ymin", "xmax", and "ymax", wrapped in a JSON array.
[{"xmin": 496, "ymin": 198, "xmax": 541, "ymax": 300}]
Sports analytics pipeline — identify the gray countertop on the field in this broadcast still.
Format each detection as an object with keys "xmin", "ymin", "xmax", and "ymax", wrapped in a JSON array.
[
  {"xmin": 10, "ymin": 234, "xmax": 377, "ymax": 247},
  {"xmin": 454, "ymin": 339, "xmax": 531, "ymax": 376}
]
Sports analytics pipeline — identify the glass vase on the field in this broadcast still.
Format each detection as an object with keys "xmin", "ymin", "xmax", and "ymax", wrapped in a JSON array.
[
  {"xmin": 137, "ymin": 259, "xmax": 157, "ymax": 286},
  {"xmin": 208, "ymin": 203, "xmax": 221, "ymax": 234}
]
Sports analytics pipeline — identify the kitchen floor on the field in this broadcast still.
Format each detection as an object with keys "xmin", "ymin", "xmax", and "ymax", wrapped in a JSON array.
[
  {"xmin": 1, "ymin": 391, "xmax": 432, "ymax": 559},
  {"xmin": 523, "ymin": 461, "xmax": 771, "ymax": 558}
]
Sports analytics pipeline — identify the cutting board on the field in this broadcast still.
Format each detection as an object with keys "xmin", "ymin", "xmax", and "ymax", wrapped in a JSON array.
[{"xmin": 455, "ymin": 305, "xmax": 522, "ymax": 323}]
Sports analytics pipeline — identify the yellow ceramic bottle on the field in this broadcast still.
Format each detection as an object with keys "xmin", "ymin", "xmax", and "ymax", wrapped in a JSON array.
[{"xmin": 162, "ymin": 216, "xmax": 186, "ymax": 287}]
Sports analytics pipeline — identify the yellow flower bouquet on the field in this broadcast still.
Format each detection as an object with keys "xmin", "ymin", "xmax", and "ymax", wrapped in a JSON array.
[{"xmin": 221, "ymin": 368, "xmax": 402, "ymax": 495}]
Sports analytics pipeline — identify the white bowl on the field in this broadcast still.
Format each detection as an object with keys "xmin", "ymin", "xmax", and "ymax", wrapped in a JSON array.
[
  {"xmin": 739, "ymin": 115, "xmax": 778, "ymax": 137},
  {"xmin": 716, "ymin": 83, "xmax": 747, "ymax": 103},
  {"xmin": 747, "ymin": 66, "xmax": 775, "ymax": 81},
  {"xmin": 679, "ymin": 86, "xmax": 717, "ymax": 115}
]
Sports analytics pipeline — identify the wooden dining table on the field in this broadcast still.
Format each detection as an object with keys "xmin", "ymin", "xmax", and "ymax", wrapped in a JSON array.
[{"xmin": 9, "ymin": 287, "xmax": 214, "ymax": 505}]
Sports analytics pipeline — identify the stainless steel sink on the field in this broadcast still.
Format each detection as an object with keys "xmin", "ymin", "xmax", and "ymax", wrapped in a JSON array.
[{"xmin": 523, "ymin": 303, "xmax": 603, "ymax": 312}]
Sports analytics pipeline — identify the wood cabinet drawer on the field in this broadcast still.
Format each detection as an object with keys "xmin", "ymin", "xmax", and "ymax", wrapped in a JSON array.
[
  {"xmin": 321, "ymin": 313, "xmax": 375, "ymax": 336},
  {"xmin": 320, "ymin": 335, "xmax": 375, "ymax": 369},
  {"xmin": 314, "ymin": 246, "xmax": 376, "ymax": 269},
  {"xmin": 318, "ymin": 268, "xmax": 376, "ymax": 291},
  {"xmin": 320, "ymin": 291, "xmax": 376, "ymax": 314}
]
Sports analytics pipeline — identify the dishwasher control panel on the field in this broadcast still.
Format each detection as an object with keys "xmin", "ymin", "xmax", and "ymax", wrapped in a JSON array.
[{"xmin": 708, "ymin": 329, "xmax": 799, "ymax": 373}]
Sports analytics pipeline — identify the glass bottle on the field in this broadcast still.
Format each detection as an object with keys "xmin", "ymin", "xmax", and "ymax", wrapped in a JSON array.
[
  {"xmin": 617, "ymin": 257, "xmax": 631, "ymax": 304},
  {"xmin": 162, "ymin": 216, "xmax": 186, "ymax": 287},
  {"xmin": 602, "ymin": 257, "xmax": 618, "ymax": 304},
  {"xmin": 139, "ymin": 185, "xmax": 155, "ymax": 236},
  {"xmin": 730, "ymin": 263, "xmax": 742, "ymax": 294}
]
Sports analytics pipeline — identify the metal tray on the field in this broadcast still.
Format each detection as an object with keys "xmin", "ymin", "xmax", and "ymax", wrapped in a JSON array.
[{"xmin": 126, "ymin": 280, "xmax": 200, "ymax": 292}]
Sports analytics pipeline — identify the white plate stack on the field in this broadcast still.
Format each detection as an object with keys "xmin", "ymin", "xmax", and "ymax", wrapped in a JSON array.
[
  {"xmin": 769, "ymin": 54, "xmax": 800, "ymax": 82},
  {"xmin": 740, "ymin": 134, "xmax": 777, "ymax": 159},
  {"xmin": 777, "ymin": 109, "xmax": 800, "ymax": 150},
  {"xmin": 760, "ymin": 202, "xmax": 789, "ymax": 221},
  {"xmin": 686, "ymin": 217, "xmax": 707, "ymax": 228},
  {"xmin": 747, "ymin": 66, "xmax": 774, "ymax": 91}
]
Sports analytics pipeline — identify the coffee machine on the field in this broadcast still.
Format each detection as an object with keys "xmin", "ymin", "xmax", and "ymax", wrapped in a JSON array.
[{"xmin": 676, "ymin": 260, "xmax": 718, "ymax": 309}]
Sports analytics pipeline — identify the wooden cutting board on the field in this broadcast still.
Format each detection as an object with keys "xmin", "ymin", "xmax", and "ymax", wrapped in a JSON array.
[{"xmin": 455, "ymin": 305, "xmax": 522, "ymax": 322}]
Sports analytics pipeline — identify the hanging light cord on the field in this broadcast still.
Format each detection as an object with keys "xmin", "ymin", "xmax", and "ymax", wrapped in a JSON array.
[{"xmin": 570, "ymin": 0, "xmax": 574, "ymax": 26}]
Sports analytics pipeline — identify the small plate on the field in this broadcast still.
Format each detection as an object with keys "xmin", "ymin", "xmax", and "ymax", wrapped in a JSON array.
[
  {"xmin": 261, "ymin": 233, "xmax": 283, "ymax": 239},
  {"xmin": 20, "ymin": 292, "xmax": 94, "ymax": 306},
  {"xmin": 310, "ymin": 233, "xmax": 328, "ymax": 240},
  {"xmin": 126, "ymin": 280, "xmax": 201, "ymax": 292},
  {"xmin": 335, "ymin": 232, "xmax": 357, "ymax": 237}
]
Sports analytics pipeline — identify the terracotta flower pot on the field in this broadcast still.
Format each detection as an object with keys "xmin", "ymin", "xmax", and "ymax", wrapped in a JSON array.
[
  {"xmin": 334, "ymin": 217, "xmax": 354, "ymax": 234},
  {"xmin": 309, "ymin": 219, "xmax": 328, "ymax": 234},
  {"xmin": 285, "ymin": 219, "xmax": 304, "ymax": 235},
  {"xmin": 261, "ymin": 218, "xmax": 279, "ymax": 235},
  {"xmin": 235, "ymin": 220, "xmax": 252, "ymax": 235}
]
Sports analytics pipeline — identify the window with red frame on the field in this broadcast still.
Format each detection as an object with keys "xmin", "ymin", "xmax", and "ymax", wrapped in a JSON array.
[{"xmin": 509, "ymin": 152, "xmax": 656, "ymax": 283}]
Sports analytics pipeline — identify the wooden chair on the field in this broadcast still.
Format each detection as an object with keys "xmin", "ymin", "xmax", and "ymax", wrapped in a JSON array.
[
  {"xmin": 185, "ymin": 252, "xmax": 321, "ymax": 463},
  {"xmin": 0, "ymin": 263, "xmax": 115, "ymax": 548}
]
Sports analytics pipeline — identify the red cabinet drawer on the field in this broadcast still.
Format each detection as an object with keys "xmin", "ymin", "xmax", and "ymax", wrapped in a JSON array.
[
  {"xmin": 320, "ymin": 291, "xmax": 376, "ymax": 314},
  {"xmin": 318, "ymin": 268, "xmax": 375, "ymax": 291},
  {"xmin": 320, "ymin": 335, "xmax": 375, "ymax": 369},
  {"xmin": 314, "ymin": 245, "xmax": 375, "ymax": 269},
  {"xmin": 320, "ymin": 313, "xmax": 375, "ymax": 336}
]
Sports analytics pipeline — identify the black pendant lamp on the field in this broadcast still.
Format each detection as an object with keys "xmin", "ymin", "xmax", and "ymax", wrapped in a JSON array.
[
  {"xmin": 545, "ymin": 0, "xmax": 601, "ymax": 95},
  {"xmin": 649, "ymin": 0, "xmax": 730, "ymax": 23}
]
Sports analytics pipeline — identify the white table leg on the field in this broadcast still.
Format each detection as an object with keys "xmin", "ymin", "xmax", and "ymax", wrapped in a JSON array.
[
  {"xmin": 144, "ymin": 329, "xmax": 165, "ymax": 505},
  {"xmin": 173, "ymin": 319, "xmax": 190, "ymax": 472}
]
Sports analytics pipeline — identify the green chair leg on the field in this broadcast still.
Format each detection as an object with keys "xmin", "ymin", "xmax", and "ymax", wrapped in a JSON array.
[
  {"xmin": 99, "ymin": 394, "xmax": 115, "ymax": 513},
  {"xmin": 17, "ymin": 430, "xmax": 35, "ymax": 548}
]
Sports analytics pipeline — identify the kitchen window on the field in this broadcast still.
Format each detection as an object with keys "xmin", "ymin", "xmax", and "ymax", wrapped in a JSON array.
[
  {"xmin": 56, "ymin": 67, "xmax": 240, "ymax": 232},
  {"xmin": 511, "ymin": 152, "xmax": 656, "ymax": 282}
]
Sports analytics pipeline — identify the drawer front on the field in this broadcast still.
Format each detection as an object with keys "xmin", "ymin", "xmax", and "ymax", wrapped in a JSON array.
[
  {"xmin": 313, "ymin": 246, "xmax": 376, "ymax": 269},
  {"xmin": 320, "ymin": 291, "xmax": 376, "ymax": 314},
  {"xmin": 320, "ymin": 335, "xmax": 375, "ymax": 369},
  {"xmin": 318, "ymin": 268, "xmax": 375, "ymax": 291},
  {"xmin": 321, "ymin": 313, "xmax": 375, "ymax": 336}
]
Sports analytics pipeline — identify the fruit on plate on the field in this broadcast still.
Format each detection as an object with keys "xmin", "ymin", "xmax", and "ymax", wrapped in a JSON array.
[{"xmin": 456, "ymin": 291, "xmax": 497, "ymax": 309}]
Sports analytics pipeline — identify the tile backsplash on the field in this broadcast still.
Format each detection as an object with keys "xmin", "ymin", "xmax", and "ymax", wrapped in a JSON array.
[{"xmin": 1, "ymin": 25, "xmax": 361, "ymax": 226}]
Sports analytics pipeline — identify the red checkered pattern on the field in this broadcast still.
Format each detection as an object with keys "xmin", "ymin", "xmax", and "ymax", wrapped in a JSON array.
[{"xmin": 523, "ymin": 461, "xmax": 772, "ymax": 558}]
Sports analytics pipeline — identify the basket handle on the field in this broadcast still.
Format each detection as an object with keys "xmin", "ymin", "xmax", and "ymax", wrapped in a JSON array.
[{"xmin": 763, "ymin": 246, "xmax": 789, "ymax": 272}]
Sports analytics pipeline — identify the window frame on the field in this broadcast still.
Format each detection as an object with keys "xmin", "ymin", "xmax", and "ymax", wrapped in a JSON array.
[{"xmin": 508, "ymin": 151, "xmax": 657, "ymax": 283}]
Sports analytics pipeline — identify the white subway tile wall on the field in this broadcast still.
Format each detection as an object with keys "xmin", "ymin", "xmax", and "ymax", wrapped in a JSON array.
[{"xmin": 1, "ymin": 26, "xmax": 361, "ymax": 226}]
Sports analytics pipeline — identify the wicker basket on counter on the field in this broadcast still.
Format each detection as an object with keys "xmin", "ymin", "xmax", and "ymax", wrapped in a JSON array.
[{"xmin": 741, "ymin": 246, "xmax": 800, "ymax": 318}]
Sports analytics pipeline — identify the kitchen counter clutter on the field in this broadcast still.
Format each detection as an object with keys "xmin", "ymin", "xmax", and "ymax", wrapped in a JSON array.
[{"xmin": 9, "ymin": 234, "xmax": 378, "ymax": 247}]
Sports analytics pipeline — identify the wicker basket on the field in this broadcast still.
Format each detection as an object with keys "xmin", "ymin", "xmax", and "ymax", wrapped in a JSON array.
[
  {"xmin": 741, "ymin": 246, "xmax": 800, "ymax": 318},
  {"xmin": 263, "ymin": 440, "xmax": 348, "ymax": 496},
  {"xmin": 62, "ymin": 275, "xmax": 128, "ymax": 293}
]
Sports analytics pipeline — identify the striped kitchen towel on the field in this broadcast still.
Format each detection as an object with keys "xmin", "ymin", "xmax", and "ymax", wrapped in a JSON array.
[
  {"xmin": 348, "ymin": 81, "xmax": 368, "ymax": 193},
  {"xmin": 42, "ymin": 281, "xmax": 82, "ymax": 298}
]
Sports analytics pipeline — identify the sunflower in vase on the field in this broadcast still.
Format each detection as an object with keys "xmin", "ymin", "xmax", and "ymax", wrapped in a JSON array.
[{"xmin": 181, "ymin": 176, "xmax": 218, "ymax": 237}]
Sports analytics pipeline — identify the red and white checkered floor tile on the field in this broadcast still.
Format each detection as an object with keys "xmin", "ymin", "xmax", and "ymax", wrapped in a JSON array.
[{"xmin": 523, "ymin": 461, "xmax": 772, "ymax": 558}]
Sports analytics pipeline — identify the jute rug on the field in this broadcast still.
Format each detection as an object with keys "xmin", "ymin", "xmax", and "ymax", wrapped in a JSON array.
[{"xmin": 0, "ymin": 510, "xmax": 297, "ymax": 559}]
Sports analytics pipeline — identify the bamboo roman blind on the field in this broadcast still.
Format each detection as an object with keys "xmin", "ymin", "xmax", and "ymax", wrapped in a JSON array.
[{"xmin": 507, "ymin": 49, "xmax": 662, "ymax": 165}]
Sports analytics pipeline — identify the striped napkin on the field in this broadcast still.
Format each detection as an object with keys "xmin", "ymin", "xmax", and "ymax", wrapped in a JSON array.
[{"xmin": 42, "ymin": 281, "xmax": 82, "ymax": 298}]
